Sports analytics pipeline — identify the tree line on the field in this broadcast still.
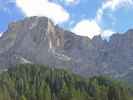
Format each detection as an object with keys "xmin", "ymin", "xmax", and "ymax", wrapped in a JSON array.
[{"xmin": 0, "ymin": 64, "xmax": 132, "ymax": 100}]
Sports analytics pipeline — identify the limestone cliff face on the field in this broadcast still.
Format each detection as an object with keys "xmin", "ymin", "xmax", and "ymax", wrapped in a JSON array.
[
  {"xmin": 47, "ymin": 19, "xmax": 64, "ymax": 49},
  {"xmin": 0, "ymin": 16, "xmax": 71, "ymax": 68},
  {"xmin": 0, "ymin": 16, "xmax": 64, "ymax": 51},
  {"xmin": 0, "ymin": 16, "xmax": 133, "ymax": 83}
]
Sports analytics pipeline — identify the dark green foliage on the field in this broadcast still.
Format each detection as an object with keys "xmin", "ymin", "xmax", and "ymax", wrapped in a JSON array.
[{"xmin": 0, "ymin": 64, "xmax": 132, "ymax": 100}]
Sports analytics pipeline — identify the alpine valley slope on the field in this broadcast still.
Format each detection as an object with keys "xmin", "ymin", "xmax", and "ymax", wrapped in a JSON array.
[{"xmin": 0, "ymin": 16, "xmax": 133, "ymax": 83}]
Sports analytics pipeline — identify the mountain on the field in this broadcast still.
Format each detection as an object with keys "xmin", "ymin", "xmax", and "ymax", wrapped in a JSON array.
[{"xmin": 0, "ymin": 16, "xmax": 133, "ymax": 83}]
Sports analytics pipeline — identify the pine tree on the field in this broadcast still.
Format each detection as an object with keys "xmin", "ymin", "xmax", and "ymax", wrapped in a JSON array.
[
  {"xmin": 44, "ymin": 84, "xmax": 52, "ymax": 100},
  {"xmin": 20, "ymin": 95, "xmax": 27, "ymax": 100}
]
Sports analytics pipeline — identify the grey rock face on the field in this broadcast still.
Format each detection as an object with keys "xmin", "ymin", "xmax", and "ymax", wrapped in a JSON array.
[{"xmin": 0, "ymin": 16, "xmax": 133, "ymax": 83}]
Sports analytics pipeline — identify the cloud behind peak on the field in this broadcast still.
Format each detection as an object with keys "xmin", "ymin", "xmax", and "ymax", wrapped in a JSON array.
[{"xmin": 15, "ymin": 0, "xmax": 70, "ymax": 24}]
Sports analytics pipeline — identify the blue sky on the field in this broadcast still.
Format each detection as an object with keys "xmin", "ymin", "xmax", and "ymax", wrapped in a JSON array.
[{"xmin": 0, "ymin": 0, "xmax": 133, "ymax": 38}]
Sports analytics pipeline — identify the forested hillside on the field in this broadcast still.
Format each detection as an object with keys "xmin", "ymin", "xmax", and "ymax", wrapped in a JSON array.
[{"xmin": 0, "ymin": 64, "xmax": 132, "ymax": 100}]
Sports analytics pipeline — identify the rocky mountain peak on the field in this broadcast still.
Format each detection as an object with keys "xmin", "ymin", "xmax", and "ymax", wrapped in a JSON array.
[
  {"xmin": 0, "ymin": 17, "xmax": 133, "ymax": 83},
  {"xmin": 0, "ymin": 16, "xmax": 65, "ymax": 52}
]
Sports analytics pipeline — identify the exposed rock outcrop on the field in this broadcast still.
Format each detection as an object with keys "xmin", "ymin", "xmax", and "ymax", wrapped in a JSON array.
[{"xmin": 0, "ymin": 16, "xmax": 133, "ymax": 83}]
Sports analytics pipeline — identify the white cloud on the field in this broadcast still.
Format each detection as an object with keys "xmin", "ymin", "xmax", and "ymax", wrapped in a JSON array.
[
  {"xmin": 0, "ymin": 32, "xmax": 3, "ymax": 37},
  {"xmin": 72, "ymin": 19, "xmax": 115, "ymax": 39},
  {"xmin": 104, "ymin": 0, "xmax": 133, "ymax": 10},
  {"xmin": 64, "ymin": 0, "xmax": 80, "ymax": 5},
  {"xmin": 65, "ymin": 0, "xmax": 76, "ymax": 3},
  {"xmin": 72, "ymin": 0, "xmax": 133, "ymax": 39},
  {"xmin": 72, "ymin": 0, "xmax": 126, "ymax": 39},
  {"xmin": 15, "ymin": 0, "xmax": 70, "ymax": 24},
  {"xmin": 101, "ymin": 29, "xmax": 115, "ymax": 38},
  {"xmin": 96, "ymin": 0, "xmax": 133, "ymax": 22},
  {"xmin": 72, "ymin": 20, "xmax": 101, "ymax": 39}
]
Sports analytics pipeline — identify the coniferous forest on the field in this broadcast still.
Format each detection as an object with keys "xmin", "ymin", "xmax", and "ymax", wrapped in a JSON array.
[{"xmin": 0, "ymin": 64, "xmax": 132, "ymax": 100}]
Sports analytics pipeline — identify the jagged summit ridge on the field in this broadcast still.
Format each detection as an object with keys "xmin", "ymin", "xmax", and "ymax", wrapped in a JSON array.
[{"xmin": 0, "ymin": 16, "xmax": 133, "ymax": 83}]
